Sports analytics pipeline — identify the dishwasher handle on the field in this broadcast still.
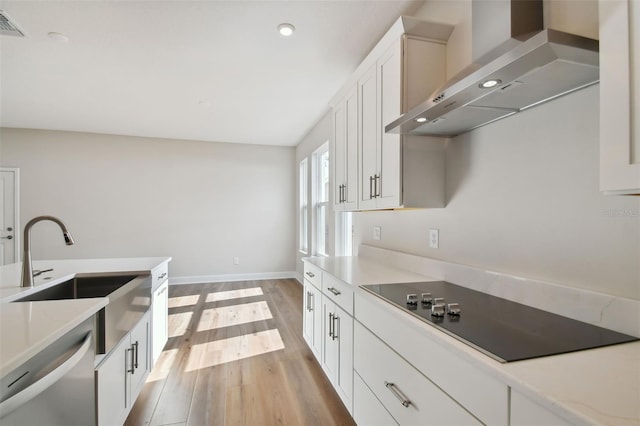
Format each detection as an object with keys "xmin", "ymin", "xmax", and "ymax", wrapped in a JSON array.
[{"xmin": 0, "ymin": 331, "xmax": 92, "ymax": 418}]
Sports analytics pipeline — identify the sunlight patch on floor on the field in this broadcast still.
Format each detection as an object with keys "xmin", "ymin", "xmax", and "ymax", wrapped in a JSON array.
[
  {"xmin": 169, "ymin": 294, "xmax": 200, "ymax": 308},
  {"xmin": 205, "ymin": 287, "xmax": 264, "ymax": 303},
  {"xmin": 196, "ymin": 301, "xmax": 272, "ymax": 331},
  {"xmin": 185, "ymin": 328, "xmax": 285, "ymax": 371},
  {"xmin": 147, "ymin": 348, "xmax": 179, "ymax": 382},
  {"xmin": 168, "ymin": 311, "xmax": 193, "ymax": 337}
]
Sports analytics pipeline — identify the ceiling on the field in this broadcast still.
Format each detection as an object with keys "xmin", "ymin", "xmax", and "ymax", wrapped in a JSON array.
[{"xmin": 0, "ymin": 0, "xmax": 425, "ymax": 147}]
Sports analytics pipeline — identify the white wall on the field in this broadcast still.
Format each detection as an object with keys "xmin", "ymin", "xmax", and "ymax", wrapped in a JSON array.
[
  {"xmin": 355, "ymin": 85, "xmax": 640, "ymax": 300},
  {"xmin": 0, "ymin": 128, "xmax": 296, "ymax": 280}
]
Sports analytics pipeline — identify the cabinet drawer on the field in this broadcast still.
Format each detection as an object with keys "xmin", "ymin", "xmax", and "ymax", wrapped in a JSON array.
[
  {"xmin": 354, "ymin": 322, "xmax": 480, "ymax": 426},
  {"xmin": 303, "ymin": 262, "xmax": 322, "ymax": 289},
  {"xmin": 353, "ymin": 372, "xmax": 399, "ymax": 426},
  {"xmin": 322, "ymin": 273, "xmax": 354, "ymax": 316},
  {"xmin": 151, "ymin": 262, "xmax": 169, "ymax": 292},
  {"xmin": 355, "ymin": 291, "xmax": 509, "ymax": 425},
  {"xmin": 511, "ymin": 389, "xmax": 573, "ymax": 426}
]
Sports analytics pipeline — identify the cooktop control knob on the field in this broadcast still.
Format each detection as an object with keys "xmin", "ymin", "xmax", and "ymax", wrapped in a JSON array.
[
  {"xmin": 433, "ymin": 297, "xmax": 445, "ymax": 305},
  {"xmin": 431, "ymin": 304, "xmax": 445, "ymax": 317},
  {"xmin": 406, "ymin": 294, "xmax": 418, "ymax": 305},
  {"xmin": 421, "ymin": 293, "xmax": 433, "ymax": 304},
  {"xmin": 446, "ymin": 303, "xmax": 461, "ymax": 315}
]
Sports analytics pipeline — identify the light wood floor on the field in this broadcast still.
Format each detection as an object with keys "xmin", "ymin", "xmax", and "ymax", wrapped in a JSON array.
[{"xmin": 124, "ymin": 279, "xmax": 356, "ymax": 426}]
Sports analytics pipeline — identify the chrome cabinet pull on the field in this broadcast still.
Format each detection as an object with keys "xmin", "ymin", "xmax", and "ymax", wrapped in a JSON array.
[
  {"xmin": 305, "ymin": 271, "xmax": 315, "ymax": 278},
  {"xmin": 328, "ymin": 312, "xmax": 334, "ymax": 337},
  {"xmin": 327, "ymin": 287, "xmax": 341, "ymax": 296},
  {"xmin": 385, "ymin": 381, "xmax": 411, "ymax": 407},
  {"xmin": 127, "ymin": 346, "xmax": 135, "ymax": 374},
  {"xmin": 306, "ymin": 291, "xmax": 313, "ymax": 312},
  {"xmin": 332, "ymin": 314, "xmax": 339, "ymax": 341},
  {"xmin": 369, "ymin": 175, "xmax": 374, "ymax": 199},
  {"xmin": 374, "ymin": 174, "xmax": 381, "ymax": 197},
  {"xmin": 158, "ymin": 272, "xmax": 167, "ymax": 280},
  {"xmin": 133, "ymin": 341, "xmax": 139, "ymax": 369},
  {"xmin": 1, "ymin": 236, "xmax": 12, "ymax": 240}
]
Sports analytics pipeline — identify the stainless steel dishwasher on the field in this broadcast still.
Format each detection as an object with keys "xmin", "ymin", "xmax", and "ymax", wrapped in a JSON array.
[{"xmin": 0, "ymin": 317, "xmax": 96, "ymax": 425}]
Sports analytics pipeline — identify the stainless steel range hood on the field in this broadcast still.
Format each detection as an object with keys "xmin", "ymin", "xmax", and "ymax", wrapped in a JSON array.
[{"xmin": 386, "ymin": 0, "xmax": 599, "ymax": 137}]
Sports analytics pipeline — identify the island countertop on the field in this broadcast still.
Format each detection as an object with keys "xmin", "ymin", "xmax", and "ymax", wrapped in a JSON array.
[{"xmin": 0, "ymin": 257, "xmax": 171, "ymax": 377}]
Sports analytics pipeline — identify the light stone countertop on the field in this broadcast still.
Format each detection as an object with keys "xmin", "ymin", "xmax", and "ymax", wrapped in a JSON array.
[
  {"xmin": 303, "ymin": 256, "xmax": 640, "ymax": 426},
  {"xmin": 0, "ymin": 257, "xmax": 171, "ymax": 378}
]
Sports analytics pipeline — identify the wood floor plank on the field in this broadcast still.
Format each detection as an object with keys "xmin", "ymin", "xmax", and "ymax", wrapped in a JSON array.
[{"xmin": 126, "ymin": 279, "xmax": 356, "ymax": 426}]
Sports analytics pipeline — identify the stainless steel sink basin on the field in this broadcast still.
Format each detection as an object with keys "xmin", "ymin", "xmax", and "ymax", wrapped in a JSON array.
[
  {"xmin": 14, "ymin": 274, "xmax": 152, "ymax": 354},
  {"xmin": 14, "ymin": 275, "xmax": 139, "ymax": 301}
]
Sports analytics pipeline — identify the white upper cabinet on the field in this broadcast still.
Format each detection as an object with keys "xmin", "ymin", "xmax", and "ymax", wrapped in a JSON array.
[
  {"xmin": 334, "ymin": 86, "xmax": 359, "ymax": 211},
  {"xmin": 331, "ymin": 17, "xmax": 453, "ymax": 211},
  {"xmin": 599, "ymin": 0, "xmax": 640, "ymax": 195}
]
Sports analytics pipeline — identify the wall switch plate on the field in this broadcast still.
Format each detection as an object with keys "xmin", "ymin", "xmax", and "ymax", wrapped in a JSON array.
[
  {"xmin": 233, "ymin": 257, "xmax": 240, "ymax": 265},
  {"xmin": 429, "ymin": 229, "xmax": 439, "ymax": 249},
  {"xmin": 373, "ymin": 226, "xmax": 381, "ymax": 241}
]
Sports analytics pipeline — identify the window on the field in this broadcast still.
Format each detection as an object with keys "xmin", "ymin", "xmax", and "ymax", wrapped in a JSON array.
[
  {"xmin": 299, "ymin": 158, "xmax": 308, "ymax": 253},
  {"xmin": 313, "ymin": 144, "xmax": 330, "ymax": 256}
]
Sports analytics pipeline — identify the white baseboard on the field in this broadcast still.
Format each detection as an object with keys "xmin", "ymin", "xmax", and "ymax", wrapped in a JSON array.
[{"xmin": 169, "ymin": 271, "xmax": 297, "ymax": 285}]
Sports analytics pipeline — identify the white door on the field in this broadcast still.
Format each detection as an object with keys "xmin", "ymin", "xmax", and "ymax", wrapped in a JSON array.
[{"xmin": 0, "ymin": 168, "xmax": 19, "ymax": 265}]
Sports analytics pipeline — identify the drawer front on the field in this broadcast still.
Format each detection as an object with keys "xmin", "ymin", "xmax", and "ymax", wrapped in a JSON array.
[
  {"xmin": 353, "ymin": 372, "xmax": 399, "ymax": 426},
  {"xmin": 511, "ymin": 389, "xmax": 573, "ymax": 426},
  {"xmin": 322, "ymin": 272, "xmax": 354, "ymax": 316},
  {"xmin": 151, "ymin": 262, "xmax": 169, "ymax": 291},
  {"xmin": 354, "ymin": 322, "xmax": 480, "ymax": 426},
  {"xmin": 303, "ymin": 262, "xmax": 322, "ymax": 289},
  {"xmin": 355, "ymin": 292, "xmax": 509, "ymax": 425}
]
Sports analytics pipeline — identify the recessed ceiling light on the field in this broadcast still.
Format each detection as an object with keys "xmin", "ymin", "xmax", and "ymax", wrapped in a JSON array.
[
  {"xmin": 277, "ymin": 23, "xmax": 295, "ymax": 37},
  {"xmin": 480, "ymin": 79, "xmax": 501, "ymax": 89},
  {"xmin": 48, "ymin": 32, "xmax": 69, "ymax": 42},
  {"xmin": 415, "ymin": 117, "xmax": 427, "ymax": 123}
]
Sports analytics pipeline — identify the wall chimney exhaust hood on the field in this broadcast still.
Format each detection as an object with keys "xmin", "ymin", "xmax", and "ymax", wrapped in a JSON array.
[{"xmin": 386, "ymin": 0, "xmax": 599, "ymax": 137}]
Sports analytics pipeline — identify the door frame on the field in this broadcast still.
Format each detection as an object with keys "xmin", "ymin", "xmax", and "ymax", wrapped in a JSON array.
[{"xmin": 1, "ymin": 167, "xmax": 21, "ymax": 263}]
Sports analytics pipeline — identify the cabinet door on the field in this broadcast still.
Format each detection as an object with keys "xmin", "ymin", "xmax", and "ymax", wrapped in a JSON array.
[
  {"xmin": 310, "ymin": 284, "xmax": 323, "ymax": 358},
  {"xmin": 335, "ymin": 304, "xmax": 353, "ymax": 413},
  {"xmin": 359, "ymin": 63, "xmax": 379, "ymax": 210},
  {"xmin": 152, "ymin": 280, "xmax": 169, "ymax": 365},
  {"xmin": 321, "ymin": 297, "xmax": 339, "ymax": 381},
  {"xmin": 377, "ymin": 42, "xmax": 403, "ymax": 209},
  {"xmin": 96, "ymin": 335, "xmax": 129, "ymax": 426},
  {"xmin": 599, "ymin": 0, "xmax": 640, "ymax": 194},
  {"xmin": 354, "ymin": 372, "xmax": 399, "ymax": 426},
  {"xmin": 334, "ymin": 99, "xmax": 348, "ymax": 210},
  {"xmin": 303, "ymin": 280, "xmax": 316, "ymax": 356},
  {"xmin": 344, "ymin": 87, "xmax": 359, "ymax": 209},
  {"xmin": 129, "ymin": 311, "xmax": 150, "ymax": 406}
]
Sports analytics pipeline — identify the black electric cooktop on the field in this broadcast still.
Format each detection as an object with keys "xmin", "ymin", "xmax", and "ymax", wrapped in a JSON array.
[{"xmin": 362, "ymin": 281, "xmax": 638, "ymax": 363}]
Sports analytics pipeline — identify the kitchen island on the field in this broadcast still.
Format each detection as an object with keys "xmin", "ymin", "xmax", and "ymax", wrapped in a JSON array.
[{"xmin": 0, "ymin": 256, "xmax": 171, "ymax": 425}]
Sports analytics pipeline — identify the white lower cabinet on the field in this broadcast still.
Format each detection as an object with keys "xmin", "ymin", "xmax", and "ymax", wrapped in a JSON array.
[
  {"xmin": 302, "ymin": 278, "xmax": 322, "ymax": 360},
  {"xmin": 96, "ymin": 310, "xmax": 150, "ymax": 426},
  {"xmin": 511, "ymin": 389, "xmax": 573, "ymax": 426},
  {"xmin": 321, "ymin": 295, "xmax": 354, "ymax": 413},
  {"xmin": 354, "ymin": 321, "xmax": 480, "ymax": 425},
  {"xmin": 353, "ymin": 372, "xmax": 398, "ymax": 426},
  {"xmin": 151, "ymin": 279, "xmax": 169, "ymax": 365}
]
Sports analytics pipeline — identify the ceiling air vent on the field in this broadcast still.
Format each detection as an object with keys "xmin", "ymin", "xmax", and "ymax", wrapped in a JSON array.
[{"xmin": 0, "ymin": 10, "xmax": 26, "ymax": 37}]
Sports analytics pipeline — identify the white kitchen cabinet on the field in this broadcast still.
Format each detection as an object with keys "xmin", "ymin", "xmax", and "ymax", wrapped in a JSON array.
[
  {"xmin": 334, "ymin": 85, "xmax": 358, "ymax": 211},
  {"xmin": 151, "ymin": 279, "xmax": 168, "ymax": 365},
  {"xmin": 510, "ymin": 389, "xmax": 573, "ymax": 426},
  {"xmin": 358, "ymin": 62, "xmax": 380, "ymax": 210},
  {"xmin": 96, "ymin": 310, "xmax": 150, "ymax": 426},
  {"xmin": 353, "ymin": 372, "xmax": 399, "ymax": 426},
  {"xmin": 355, "ymin": 292, "xmax": 509, "ymax": 425},
  {"xmin": 599, "ymin": 0, "xmax": 640, "ymax": 195},
  {"xmin": 151, "ymin": 262, "xmax": 169, "ymax": 366},
  {"xmin": 354, "ymin": 321, "xmax": 480, "ymax": 425},
  {"xmin": 302, "ymin": 277, "xmax": 322, "ymax": 361},
  {"xmin": 321, "ymin": 295, "xmax": 354, "ymax": 413}
]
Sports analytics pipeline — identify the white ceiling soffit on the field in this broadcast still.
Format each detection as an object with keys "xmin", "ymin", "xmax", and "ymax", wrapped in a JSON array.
[{"xmin": 0, "ymin": 1, "xmax": 424, "ymax": 147}]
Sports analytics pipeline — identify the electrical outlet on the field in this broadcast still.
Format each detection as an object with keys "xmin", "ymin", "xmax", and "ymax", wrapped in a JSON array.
[
  {"xmin": 373, "ymin": 226, "xmax": 381, "ymax": 241},
  {"xmin": 233, "ymin": 257, "xmax": 240, "ymax": 265},
  {"xmin": 429, "ymin": 229, "xmax": 439, "ymax": 249}
]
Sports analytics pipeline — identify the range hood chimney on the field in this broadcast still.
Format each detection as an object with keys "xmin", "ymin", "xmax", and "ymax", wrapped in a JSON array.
[{"xmin": 386, "ymin": 0, "xmax": 599, "ymax": 137}]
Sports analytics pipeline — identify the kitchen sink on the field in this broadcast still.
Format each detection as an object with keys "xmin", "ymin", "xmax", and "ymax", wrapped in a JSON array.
[
  {"xmin": 14, "ymin": 275, "xmax": 139, "ymax": 301},
  {"xmin": 14, "ymin": 274, "xmax": 152, "ymax": 355}
]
